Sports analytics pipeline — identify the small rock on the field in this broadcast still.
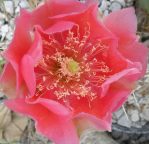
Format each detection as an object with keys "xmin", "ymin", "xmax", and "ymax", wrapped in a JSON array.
[
  {"xmin": 0, "ymin": 24, "xmax": 9, "ymax": 34},
  {"xmin": 141, "ymin": 105, "xmax": 149, "ymax": 121},
  {"xmin": 6, "ymin": 30, "xmax": 13, "ymax": 41},
  {"xmin": 15, "ymin": 6, "xmax": 20, "ymax": 14},
  {"xmin": 114, "ymin": 108, "xmax": 124, "ymax": 119},
  {"xmin": 0, "ymin": 13, "xmax": 6, "ymax": 26},
  {"xmin": 4, "ymin": 122, "xmax": 22, "ymax": 142},
  {"xmin": 0, "ymin": 130, "xmax": 3, "ymax": 140},
  {"xmin": 130, "ymin": 110, "xmax": 140, "ymax": 122},
  {"xmin": 3, "ymin": 113, "xmax": 28, "ymax": 143},
  {"xmin": 0, "ymin": 24, "xmax": 9, "ymax": 41},
  {"xmin": 0, "ymin": 13, "xmax": 5, "ymax": 19},
  {"xmin": 14, "ymin": 0, "xmax": 20, "ymax": 8},
  {"xmin": 81, "ymin": 130, "xmax": 118, "ymax": 144},
  {"xmin": 0, "ymin": 92, "xmax": 3, "ymax": 98},
  {"xmin": 116, "ymin": 0, "xmax": 125, "ymax": 7},
  {"xmin": 127, "ymin": 95, "xmax": 135, "ymax": 104},
  {"xmin": 103, "ymin": 10, "xmax": 109, "ymax": 16},
  {"xmin": 105, "ymin": 1, "xmax": 111, "ymax": 7},
  {"xmin": 100, "ymin": 1, "xmax": 109, "ymax": 11},
  {"xmin": 3, "ymin": 1, "xmax": 14, "ymax": 15},
  {"xmin": 12, "ymin": 113, "xmax": 28, "ymax": 131},
  {"xmin": 144, "ymin": 40, "xmax": 149, "ymax": 48},
  {"xmin": 0, "ymin": 104, "xmax": 12, "ymax": 129},
  {"xmin": 125, "ymin": 0, "xmax": 134, "ymax": 6},
  {"xmin": 0, "ymin": 129, "xmax": 7, "ymax": 144},
  {"xmin": 19, "ymin": 0, "xmax": 30, "ymax": 9},
  {"xmin": 109, "ymin": 2, "xmax": 122, "ymax": 12},
  {"xmin": 117, "ymin": 115, "xmax": 131, "ymax": 128},
  {"xmin": 111, "ymin": 0, "xmax": 126, "ymax": 7}
]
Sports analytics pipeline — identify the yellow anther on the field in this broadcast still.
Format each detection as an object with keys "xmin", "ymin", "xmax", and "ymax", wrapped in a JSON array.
[{"xmin": 67, "ymin": 59, "xmax": 80, "ymax": 75}]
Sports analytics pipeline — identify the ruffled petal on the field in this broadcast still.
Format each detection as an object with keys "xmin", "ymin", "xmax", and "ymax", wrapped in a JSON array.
[
  {"xmin": 119, "ymin": 41, "xmax": 148, "ymax": 77},
  {"xmin": 45, "ymin": 21, "xmax": 75, "ymax": 34},
  {"xmin": 27, "ymin": 29, "xmax": 43, "ymax": 63},
  {"xmin": 21, "ymin": 55, "xmax": 36, "ymax": 96},
  {"xmin": 49, "ymin": 1, "xmax": 113, "ymax": 40},
  {"xmin": 5, "ymin": 98, "xmax": 79, "ymax": 144},
  {"xmin": 103, "ymin": 7, "xmax": 137, "ymax": 43},
  {"xmin": 99, "ymin": 67, "xmax": 141, "ymax": 115},
  {"xmin": 31, "ymin": 0, "xmax": 98, "ymax": 29},
  {"xmin": 101, "ymin": 68, "xmax": 140, "ymax": 98},
  {"xmin": 27, "ymin": 98, "xmax": 71, "ymax": 116},
  {"xmin": 36, "ymin": 21, "xmax": 75, "ymax": 35},
  {"xmin": 0, "ymin": 63, "xmax": 16, "ymax": 98},
  {"xmin": 74, "ymin": 112, "xmax": 111, "ymax": 135},
  {"xmin": 3, "ymin": 9, "xmax": 32, "ymax": 91},
  {"xmin": 4, "ymin": 9, "xmax": 32, "ymax": 63}
]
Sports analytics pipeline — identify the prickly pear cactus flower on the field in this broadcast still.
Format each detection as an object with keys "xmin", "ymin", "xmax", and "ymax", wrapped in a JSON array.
[{"xmin": 0, "ymin": 0, "xmax": 148, "ymax": 143}]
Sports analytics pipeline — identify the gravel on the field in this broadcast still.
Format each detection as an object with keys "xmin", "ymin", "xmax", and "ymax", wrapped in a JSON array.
[
  {"xmin": 113, "ymin": 63, "xmax": 149, "ymax": 129},
  {"xmin": 109, "ymin": 1, "xmax": 122, "ymax": 11},
  {"xmin": 99, "ymin": 0, "xmax": 135, "ymax": 16},
  {"xmin": 81, "ymin": 130, "xmax": 118, "ymax": 144}
]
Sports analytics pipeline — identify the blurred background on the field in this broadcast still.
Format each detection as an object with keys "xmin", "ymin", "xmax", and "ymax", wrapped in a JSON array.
[{"xmin": 0, "ymin": 0, "xmax": 149, "ymax": 144}]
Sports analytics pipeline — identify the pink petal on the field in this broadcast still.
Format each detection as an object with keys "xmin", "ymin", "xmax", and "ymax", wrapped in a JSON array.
[
  {"xmin": 4, "ymin": 9, "xmax": 32, "ymax": 64},
  {"xmin": 36, "ymin": 21, "xmax": 75, "ymax": 35},
  {"xmin": 67, "ymin": 94, "xmax": 111, "ymax": 128},
  {"xmin": 101, "ymin": 68, "xmax": 140, "ymax": 98},
  {"xmin": 27, "ymin": 30, "xmax": 43, "ymax": 63},
  {"xmin": 21, "ymin": 55, "xmax": 36, "ymax": 96},
  {"xmin": 5, "ymin": 98, "xmax": 79, "ymax": 144},
  {"xmin": 97, "ymin": 37, "xmax": 127, "ymax": 73},
  {"xmin": 74, "ymin": 112, "xmax": 111, "ymax": 135},
  {"xmin": 45, "ymin": 21, "xmax": 75, "ymax": 34},
  {"xmin": 3, "ymin": 9, "xmax": 32, "ymax": 91},
  {"xmin": 49, "ymin": 1, "xmax": 113, "ymax": 41},
  {"xmin": 119, "ymin": 42, "xmax": 148, "ymax": 77},
  {"xmin": 27, "ymin": 98, "xmax": 71, "ymax": 116},
  {"xmin": 100, "ymin": 83, "xmax": 132, "ymax": 113},
  {"xmin": 103, "ymin": 7, "xmax": 137, "ymax": 41},
  {"xmin": 46, "ymin": 0, "xmax": 98, "ymax": 18},
  {"xmin": 0, "ymin": 63, "xmax": 16, "ymax": 98},
  {"xmin": 99, "ymin": 68, "xmax": 141, "ymax": 115},
  {"xmin": 31, "ymin": 0, "xmax": 98, "ymax": 29}
]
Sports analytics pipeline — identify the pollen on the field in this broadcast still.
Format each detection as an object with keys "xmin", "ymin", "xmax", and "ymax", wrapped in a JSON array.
[{"xmin": 67, "ymin": 59, "xmax": 80, "ymax": 75}]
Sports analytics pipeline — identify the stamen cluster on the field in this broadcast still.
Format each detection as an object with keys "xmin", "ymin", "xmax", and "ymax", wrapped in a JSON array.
[{"xmin": 35, "ymin": 23, "xmax": 111, "ymax": 104}]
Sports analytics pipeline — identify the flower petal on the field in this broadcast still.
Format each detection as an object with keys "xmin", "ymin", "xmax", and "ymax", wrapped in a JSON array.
[
  {"xmin": 119, "ymin": 42, "xmax": 148, "ymax": 76},
  {"xmin": 5, "ymin": 98, "xmax": 79, "ymax": 144},
  {"xmin": 0, "ymin": 63, "xmax": 16, "ymax": 98},
  {"xmin": 49, "ymin": 1, "xmax": 113, "ymax": 42},
  {"xmin": 36, "ymin": 21, "xmax": 75, "ymax": 35},
  {"xmin": 103, "ymin": 7, "xmax": 137, "ymax": 42},
  {"xmin": 31, "ymin": 0, "xmax": 98, "ymax": 29},
  {"xmin": 99, "ymin": 68, "xmax": 141, "ymax": 115},
  {"xmin": 27, "ymin": 29, "xmax": 43, "ymax": 63},
  {"xmin": 101, "ymin": 68, "xmax": 140, "ymax": 98},
  {"xmin": 4, "ymin": 9, "xmax": 32, "ymax": 64},
  {"xmin": 3, "ymin": 9, "xmax": 32, "ymax": 92},
  {"xmin": 74, "ymin": 112, "xmax": 111, "ymax": 135},
  {"xmin": 45, "ymin": 21, "xmax": 75, "ymax": 34},
  {"xmin": 21, "ymin": 55, "xmax": 36, "ymax": 96},
  {"xmin": 27, "ymin": 98, "xmax": 71, "ymax": 116},
  {"xmin": 46, "ymin": 0, "xmax": 98, "ymax": 18}
]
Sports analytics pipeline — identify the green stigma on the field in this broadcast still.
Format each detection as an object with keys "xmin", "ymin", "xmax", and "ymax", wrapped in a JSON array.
[{"xmin": 67, "ymin": 59, "xmax": 80, "ymax": 74}]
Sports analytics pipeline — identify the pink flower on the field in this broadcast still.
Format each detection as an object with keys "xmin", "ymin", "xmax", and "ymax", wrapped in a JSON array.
[{"xmin": 0, "ymin": 0, "xmax": 148, "ymax": 143}]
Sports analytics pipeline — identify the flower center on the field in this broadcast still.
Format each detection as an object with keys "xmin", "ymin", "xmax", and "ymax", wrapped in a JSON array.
[
  {"xmin": 35, "ymin": 23, "xmax": 112, "ymax": 107},
  {"xmin": 66, "ymin": 59, "xmax": 80, "ymax": 75}
]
